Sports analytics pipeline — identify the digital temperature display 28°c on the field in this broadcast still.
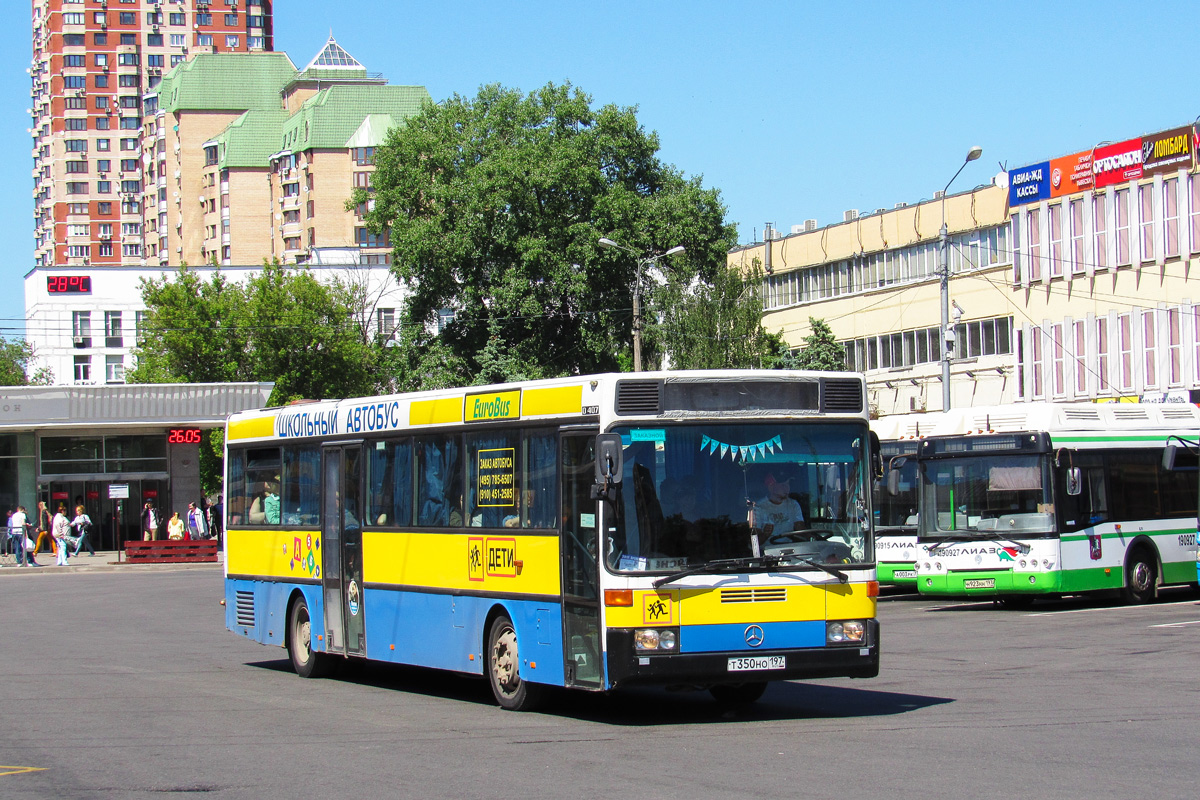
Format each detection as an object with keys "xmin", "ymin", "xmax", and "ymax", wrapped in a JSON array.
[{"xmin": 47, "ymin": 275, "xmax": 92, "ymax": 294}]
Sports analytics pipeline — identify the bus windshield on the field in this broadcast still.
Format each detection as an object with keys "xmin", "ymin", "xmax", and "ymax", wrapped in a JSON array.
[
  {"xmin": 606, "ymin": 422, "xmax": 872, "ymax": 574},
  {"xmin": 918, "ymin": 453, "xmax": 1055, "ymax": 538},
  {"xmin": 877, "ymin": 449, "xmax": 918, "ymax": 532}
]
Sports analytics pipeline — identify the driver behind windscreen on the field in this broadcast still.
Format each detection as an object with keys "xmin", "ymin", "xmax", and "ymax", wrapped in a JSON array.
[{"xmin": 754, "ymin": 470, "xmax": 804, "ymax": 537}]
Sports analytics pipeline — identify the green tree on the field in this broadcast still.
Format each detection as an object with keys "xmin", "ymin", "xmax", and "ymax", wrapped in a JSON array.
[
  {"xmin": 654, "ymin": 262, "xmax": 784, "ymax": 369},
  {"xmin": 0, "ymin": 339, "xmax": 52, "ymax": 386},
  {"xmin": 361, "ymin": 81, "xmax": 735, "ymax": 386},
  {"xmin": 792, "ymin": 317, "xmax": 848, "ymax": 371}
]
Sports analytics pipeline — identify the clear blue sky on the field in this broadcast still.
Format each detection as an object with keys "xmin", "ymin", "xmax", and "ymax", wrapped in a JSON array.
[{"xmin": 4, "ymin": 0, "xmax": 1197, "ymax": 336}]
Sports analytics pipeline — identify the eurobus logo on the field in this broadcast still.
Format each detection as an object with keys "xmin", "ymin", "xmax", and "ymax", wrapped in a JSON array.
[{"xmin": 997, "ymin": 547, "xmax": 1020, "ymax": 561}]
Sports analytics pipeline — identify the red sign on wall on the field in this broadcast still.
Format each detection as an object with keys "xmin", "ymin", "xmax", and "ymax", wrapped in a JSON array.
[
  {"xmin": 1049, "ymin": 150, "xmax": 1093, "ymax": 197},
  {"xmin": 1093, "ymin": 138, "xmax": 1143, "ymax": 188}
]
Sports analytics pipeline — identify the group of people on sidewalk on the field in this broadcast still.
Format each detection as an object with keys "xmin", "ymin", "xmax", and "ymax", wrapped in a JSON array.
[
  {"xmin": 141, "ymin": 500, "xmax": 220, "ymax": 542},
  {"xmin": 5, "ymin": 501, "xmax": 95, "ymax": 567}
]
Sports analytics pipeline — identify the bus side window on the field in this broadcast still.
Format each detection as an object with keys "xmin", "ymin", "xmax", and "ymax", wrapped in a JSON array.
[
  {"xmin": 417, "ymin": 435, "xmax": 463, "ymax": 527},
  {"xmin": 523, "ymin": 431, "xmax": 557, "ymax": 529}
]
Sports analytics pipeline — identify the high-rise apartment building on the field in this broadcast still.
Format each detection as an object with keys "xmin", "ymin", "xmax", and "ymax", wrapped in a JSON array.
[{"xmin": 30, "ymin": 0, "xmax": 274, "ymax": 270}]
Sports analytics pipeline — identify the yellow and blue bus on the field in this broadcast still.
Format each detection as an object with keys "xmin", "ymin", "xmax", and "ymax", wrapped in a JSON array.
[
  {"xmin": 912, "ymin": 402, "xmax": 1200, "ymax": 606},
  {"xmin": 223, "ymin": 370, "xmax": 880, "ymax": 709}
]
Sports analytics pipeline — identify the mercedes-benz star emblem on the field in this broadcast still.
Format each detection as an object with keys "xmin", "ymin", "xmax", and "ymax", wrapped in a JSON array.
[{"xmin": 744, "ymin": 625, "xmax": 765, "ymax": 647}]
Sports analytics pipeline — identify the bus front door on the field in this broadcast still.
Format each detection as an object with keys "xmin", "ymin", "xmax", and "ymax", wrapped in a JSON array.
[
  {"xmin": 321, "ymin": 442, "xmax": 366, "ymax": 657},
  {"xmin": 561, "ymin": 434, "xmax": 602, "ymax": 689}
]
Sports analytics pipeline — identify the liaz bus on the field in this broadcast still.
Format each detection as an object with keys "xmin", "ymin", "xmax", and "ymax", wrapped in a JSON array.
[
  {"xmin": 222, "ymin": 370, "xmax": 881, "ymax": 710},
  {"xmin": 871, "ymin": 413, "xmax": 945, "ymax": 588},
  {"xmin": 910, "ymin": 402, "xmax": 1200, "ymax": 606}
]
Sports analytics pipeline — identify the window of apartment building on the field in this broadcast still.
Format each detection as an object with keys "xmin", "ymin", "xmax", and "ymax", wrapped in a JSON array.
[
  {"xmin": 170, "ymin": 34, "xmax": 186, "ymax": 47},
  {"xmin": 1168, "ymin": 308, "xmax": 1183, "ymax": 386},
  {"xmin": 66, "ymin": 182, "xmax": 88, "ymax": 195},
  {"xmin": 64, "ymin": 33, "xmax": 86, "ymax": 46},
  {"xmin": 65, "ymin": 139, "xmax": 87, "ymax": 152},
  {"xmin": 204, "ymin": 225, "xmax": 217, "ymax": 240},
  {"xmin": 119, "ymin": 74, "xmax": 138, "ymax": 88},
  {"xmin": 98, "ymin": 202, "xmax": 111, "ymax": 214},
  {"xmin": 353, "ymin": 171, "xmax": 372, "ymax": 188},
  {"xmin": 73, "ymin": 356, "xmax": 91, "ymax": 384},
  {"xmin": 121, "ymin": 222, "xmax": 141, "ymax": 236},
  {"xmin": 120, "ymin": 180, "xmax": 141, "ymax": 194},
  {"xmin": 360, "ymin": 253, "xmax": 391, "ymax": 266},
  {"xmin": 283, "ymin": 236, "xmax": 301, "ymax": 251},
  {"xmin": 92, "ymin": 12, "xmax": 106, "ymax": 25},
  {"xmin": 120, "ymin": 34, "xmax": 136, "ymax": 46},
  {"xmin": 169, "ymin": 12, "xmax": 185, "ymax": 25},
  {"xmin": 98, "ymin": 242, "xmax": 113, "ymax": 257},
  {"xmin": 67, "ymin": 203, "xmax": 88, "ymax": 215},
  {"xmin": 119, "ymin": 11, "xmax": 135, "ymax": 24},
  {"xmin": 98, "ymin": 223, "xmax": 112, "ymax": 238},
  {"xmin": 117, "ymin": 53, "xmax": 138, "ymax": 66},
  {"xmin": 1114, "ymin": 188, "xmax": 1131, "ymax": 265},
  {"xmin": 120, "ymin": 118, "xmax": 140, "ymax": 129},
  {"xmin": 1025, "ymin": 207, "xmax": 1041, "ymax": 282},
  {"xmin": 1029, "ymin": 326, "xmax": 1044, "ymax": 399},
  {"xmin": 94, "ymin": 96, "xmax": 109, "ymax": 110},
  {"xmin": 225, "ymin": 35, "xmax": 240, "ymax": 48},
  {"xmin": 64, "ymin": 55, "xmax": 85, "ymax": 68},
  {"xmin": 171, "ymin": 55, "xmax": 185, "ymax": 66},
  {"xmin": 247, "ymin": 36, "xmax": 264, "ymax": 49},
  {"xmin": 95, "ymin": 159, "xmax": 110, "ymax": 173},
  {"xmin": 92, "ymin": 33, "xmax": 106, "ymax": 46},
  {"xmin": 282, "ymin": 209, "xmax": 300, "ymax": 224},
  {"xmin": 146, "ymin": 10, "xmax": 162, "ymax": 25},
  {"xmin": 282, "ymin": 182, "xmax": 299, "ymax": 197},
  {"xmin": 65, "ymin": 74, "xmax": 86, "ymax": 89},
  {"xmin": 1096, "ymin": 317, "xmax": 1110, "ymax": 392},
  {"xmin": 1073, "ymin": 320, "xmax": 1088, "ymax": 395},
  {"xmin": 67, "ymin": 245, "xmax": 92, "ymax": 260},
  {"xmin": 96, "ymin": 139, "xmax": 110, "ymax": 152},
  {"xmin": 65, "ymin": 96, "xmax": 86, "ymax": 109},
  {"xmin": 121, "ymin": 243, "xmax": 141, "ymax": 257},
  {"xmin": 147, "ymin": 54, "xmax": 164, "ymax": 69},
  {"xmin": 204, "ymin": 146, "xmax": 218, "ymax": 166},
  {"xmin": 1139, "ymin": 183, "xmax": 1155, "ymax": 263},
  {"xmin": 63, "ymin": 12, "xmax": 85, "ymax": 24},
  {"xmin": 72, "ymin": 311, "xmax": 92, "ymax": 347},
  {"xmin": 1117, "ymin": 313, "xmax": 1133, "ymax": 391},
  {"xmin": 147, "ymin": 33, "xmax": 163, "ymax": 47},
  {"xmin": 221, "ymin": 193, "xmax": 229, "ymax": 209},
  {"xmin": 1164, "ymin": 177, "xmax": 1179, "ymax": 258},
  {"xmin": 119, "ymin": 96, "xmax": 139, "ymax": 109},
  {"xmin": 1142, "ymin": 309, "xmax": 1158, "ymax": 389},
  {"xmin": 95, "ymin": 117, "xmax": 110, "ymax": 130},
  {"xmin": 197, "ymin": 34, "xmax": 214, "ymax": 47},
  {"xmin": 306, "ymin": 199, "xmax": 315, "ymax": 219},
  {"xmin": 1187, "ymin": 175, "xmax": 1200, "ymax": 253},
  {"xmin": 1050, "ymin": 323, "xmax": 1065, "ymax": 397},
  {"xmin": 119, "ymin": 158, "xmax": 138, "ymax": 172},
  {"xmin": 121, "ymin": 198, "xmax": 139, "ymax": 215},
  {"xmin": 67, "ymin": 224, "xmax": 89, "ymax": 237},
  {"xmin": 355, "ymin": 228, "xmax": 389, "ymax": 248},
  {"xmin": 105, "ymin": 355, "xmax": 125, "ymax": 384},
  {"xmin": 353, "ymin": 147, "xmax": 375, "ymax": 166},
  {"xmin": 95, "ymin": 74, "xmax": 109, "ymax": 88},
  {"xmin": 377, "ymin": 308, "xmax": 396, "ymax": 339},
  {"xmin": 196, "ymin": 12, "xmax": 213, "ymax": 25},
  {"xmin": 65, "ymin": 118, "xmax": 86, "ymax": 131},
  {"xmin": 96, "ymin": 180, "xmax": 112, "ymax": 194},
  {"xmin": 104, "ymin": 311, "xmax": 122, "ymax": 347}
]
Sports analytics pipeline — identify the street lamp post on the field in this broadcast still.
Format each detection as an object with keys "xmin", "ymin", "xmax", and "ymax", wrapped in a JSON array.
[
  {"xmin": 939, "ymin": 145, "xmax": 983, "ymax": 411},
  {"xmin": 598, "ymin": 237, "xmax": 685, "ymax": 372}
]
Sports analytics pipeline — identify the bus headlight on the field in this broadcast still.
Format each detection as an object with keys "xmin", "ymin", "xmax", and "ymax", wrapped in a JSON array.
[
  {"xmin": 827, "ymin": 620, "xmax": 865, "ymax": 644},
  {"xmin": 634, "ymin": 629, "xmax": 678, "ymax": 651}
]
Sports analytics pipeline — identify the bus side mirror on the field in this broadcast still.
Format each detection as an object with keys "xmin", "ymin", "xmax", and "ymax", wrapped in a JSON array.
[
  {"xmin": 1163, "ymin": 445, "xmax": 1178, "ymax": 471},
  {"xmin": 869, "ymin": 431, "xmax": 883, "ymax": 479},
  {"xmin": 885, "ymin": 455, "xmax": 907, "ymax": 496},
  {"xmin": 1066, "ymin": 466, "xmax": 1082, "ymax": 496},
  {"xmin": 591, "ymin": 434, "xmax": 623, "ymax": 500}
]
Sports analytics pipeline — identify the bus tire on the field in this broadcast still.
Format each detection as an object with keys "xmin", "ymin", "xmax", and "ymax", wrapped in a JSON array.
[
  {"xmin": 486, "ymin": 614, "xmax": 544, "ymax": 711},
  {"xmin": 710, "ymin": 682, "xmax": 768, "ymax": 705},
  {"xmin": 288, "ymin": 595, "xmax": 331, "ymax": 679},
  {"xmin": 1122, "ymin": 547, "xmax": 1158, "ymax": 605}
]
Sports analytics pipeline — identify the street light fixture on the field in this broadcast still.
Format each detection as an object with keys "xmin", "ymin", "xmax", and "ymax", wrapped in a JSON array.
[
  {"xmin": 939, "ymin": 145, "xmax": 982, "ymax": 411},
  {"xmin": 598, "ymin": 236, "xmax": 686, "ymax": 372}
]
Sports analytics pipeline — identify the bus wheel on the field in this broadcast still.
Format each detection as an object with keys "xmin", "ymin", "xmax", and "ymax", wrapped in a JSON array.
[
  {"xmin": 996, "ymin": 596, "xmax": 1035, "ymax": 610},
  {"xmin": 1122, "ymin": 548, "xmax": 1158, "ymax": 605},
  {"xmin": 710, "ymin": 682, "xmax": 768, "ymax": 705},
  {"xmin": 487, "ymin": 614, "xmax": 544, "ymax": 711},
  {"xmin": 288, "ymin": 596, "xmax": 330, "ymax": 678}
]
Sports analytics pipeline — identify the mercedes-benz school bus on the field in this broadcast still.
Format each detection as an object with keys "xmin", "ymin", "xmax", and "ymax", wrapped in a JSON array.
[
  {"xmin": 223, "ymin": 371, "xmax": 880, "ymax": 710},
  {"xmin": 871, "ymin": 413, "xmax": 944, "ymax": 588},
  {"xmin": 911, "ymin": 402, "xmax": 1200, "ymax": 606}
]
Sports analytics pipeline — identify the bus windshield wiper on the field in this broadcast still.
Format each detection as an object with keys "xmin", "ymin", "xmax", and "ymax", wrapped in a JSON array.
[
  {"xmin": 793, "ymin": 557, "xmax": 849, "ymax": 583},
  {"xmin": 653, "ymin": 556, "xmax": 784, "ymax": 588}
]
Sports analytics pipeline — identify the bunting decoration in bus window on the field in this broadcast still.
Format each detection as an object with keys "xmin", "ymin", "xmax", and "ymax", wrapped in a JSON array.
[{"xmin": 700, "ymin": 433, "xmax": 783, "ymax": 462}]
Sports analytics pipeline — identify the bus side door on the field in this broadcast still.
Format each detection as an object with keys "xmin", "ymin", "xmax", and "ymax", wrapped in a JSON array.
[
  {"xmin": 322, "ymin": 442, "xmax": 366, "ymax": 657},
  {"xmin": 561, "ymin": 433, "xmax": 602, "ymax": 689}
]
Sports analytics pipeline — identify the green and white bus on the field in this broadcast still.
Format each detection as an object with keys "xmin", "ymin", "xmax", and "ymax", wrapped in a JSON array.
[
  {"xmin": 871, "ymin": 414, "xmax": 945, "ymax": 588},
  {"xmin": 911, "ymin": 402, "xmax": 1200, "ymax": 605}
]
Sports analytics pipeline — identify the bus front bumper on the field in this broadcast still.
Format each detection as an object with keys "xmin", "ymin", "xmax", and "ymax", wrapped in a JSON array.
[
  {"xmin": 604, "ymin": 621, "xmax": 880, "ymax": 689},
  {"xmin": 917, "ymin": 569, "xmax": 1063, "ymax": 596}
]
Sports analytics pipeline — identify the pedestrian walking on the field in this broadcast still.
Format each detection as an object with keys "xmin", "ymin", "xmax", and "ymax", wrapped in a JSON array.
[
  {"xmin": 9, "ymin": 506, "xmax": 36, "ymax": 567},
  {"xmin": 140, "ymin": 501, "xmax": 160, "ymax": 541},
  {"xmin": 51, "ymin": 503, "xmax": 71, "ymax": 566},
  {"xmin": 33, "ymin": 500, "xmax": 56, "ymax": 557},
  {"xmin": 187, "ymin": 502, "xmax": 208, "ymax": 540},
  {"xmin": 167, "ymin": 511, "xmax": 185, "ymax": 540},
  {"xmin": 70, "ymin": 504, "xmax": 95, "ymax": 556}
]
